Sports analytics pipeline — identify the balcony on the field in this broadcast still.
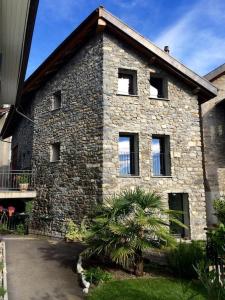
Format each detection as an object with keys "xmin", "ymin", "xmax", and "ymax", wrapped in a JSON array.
[{"xmin": 0, "ymin": 170, "xmax": 36, "ymax": 199}]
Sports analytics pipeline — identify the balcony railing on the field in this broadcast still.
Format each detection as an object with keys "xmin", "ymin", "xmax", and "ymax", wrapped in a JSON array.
[
  {"xmin": 0, "ymin": 170, "xmax": 35, "ymax": 191},
  {"xmin": 152, "ymin": 153, "xmax": 166, "ymax": 176},
  {"xmin": 119, "ymin": 152, "xmax": 138, "ymax": 175}
]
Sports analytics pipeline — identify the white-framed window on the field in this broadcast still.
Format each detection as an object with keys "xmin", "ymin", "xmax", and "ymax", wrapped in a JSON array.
[{"xmin": 50, "ymin": 143, "xmax": 61, "ymax": 162}]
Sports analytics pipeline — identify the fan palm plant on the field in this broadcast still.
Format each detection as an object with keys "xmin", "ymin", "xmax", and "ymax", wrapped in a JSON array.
[{"xmin": 83, "ymin": 188, "xmax": 185, "ymax": 276}]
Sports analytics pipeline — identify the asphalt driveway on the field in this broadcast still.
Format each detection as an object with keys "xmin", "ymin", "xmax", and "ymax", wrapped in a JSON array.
[{"xmin": 4, "ymin": 235, "xmax": 84, "ymax": 300}]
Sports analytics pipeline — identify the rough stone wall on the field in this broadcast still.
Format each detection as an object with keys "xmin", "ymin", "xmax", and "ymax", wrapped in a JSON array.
[
  {"xmin": 31, "ymin": 34, "xmax": 103, "ymax": 237},
  {"xmin": 11, "ymin": 103, "xmax": 34, "ymax": 170},
  {"xmin": 202, "ymin": 74, "xmax": 225, "ymax": 225},
  {"xmin": 102, "ymin": 32, "xmax": 207, "ymax": 240}
]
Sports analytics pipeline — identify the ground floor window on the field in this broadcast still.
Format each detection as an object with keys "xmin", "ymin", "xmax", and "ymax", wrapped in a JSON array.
[{"xmin": 168, "ymin": 193, "xmax": 190, "ymax": 238}]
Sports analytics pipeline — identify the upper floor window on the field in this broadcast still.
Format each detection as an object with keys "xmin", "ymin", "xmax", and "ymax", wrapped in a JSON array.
[
  {"xmin": 152, "ymin": 135, "xmax": 171, "ymax": 176},
  {"xmin": 52, "ymin": 91, "xmax": 62, "ymax": 110},
  {"xmin": 50, "ymin": 142, "xmax": 61, "ymax": 162},
  {"xmin": 118, "ymin": 69, "xmax": 137, "ymax": 95},
  {"xmin": 150, "ymin": 74, "xmax": 167, "ymax": 98},
  {"xmin": 119, "ymin": 133, "xmax": 139, "ymax": 176}
]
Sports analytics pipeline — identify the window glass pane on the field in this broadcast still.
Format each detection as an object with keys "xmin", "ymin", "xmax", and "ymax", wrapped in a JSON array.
[
  {"xmin": 119, "ymin": 136, "xmax": 131, "ymax": 175},
  {"xmin": 150, "ymin": 77, "xmax": 163, "ymax": 98},
  {"xmin": 52, "ymin": 91, "xmax": 61, "ymax": 110},
  {"xmin": 118, "ymin": 77, "xmax": 129, "ymax": 95},
  {"xmin": 168, "ymin": 193, "xmax": 190, "ymax": 238},
  {"xmin": 50, "ymin": 143, "xmax": 60, "ymax": 162},
  {"xmin": 152, "ymin": 138, "xmax": 161, "ymax": 176}
]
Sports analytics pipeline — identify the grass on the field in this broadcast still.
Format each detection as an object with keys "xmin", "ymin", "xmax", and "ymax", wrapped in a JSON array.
[{"xmin": 87, "ymin": 277, "xmax": 207, "ymax": 300}]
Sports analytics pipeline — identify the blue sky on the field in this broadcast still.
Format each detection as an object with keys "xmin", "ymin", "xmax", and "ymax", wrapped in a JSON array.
[{"xmin": 26, "ymin": 0, "xmax": 225, "ymax": 78}]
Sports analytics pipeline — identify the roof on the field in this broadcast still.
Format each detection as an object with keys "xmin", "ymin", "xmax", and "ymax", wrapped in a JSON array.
[
  {"xmin": 205, "ymin": 63, "xmax": 225, "ymax": 82},
  {"xmin": 1, "ymin": 6, "xmax": 217, "ymax": 139},
  {"xmin": 0, "ymin": 0, "xmax": 39, "ymax": 105}
]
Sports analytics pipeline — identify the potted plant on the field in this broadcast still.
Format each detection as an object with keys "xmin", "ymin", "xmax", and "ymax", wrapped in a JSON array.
[{"xmin": 17, "ymin": 174, "xmax": 29, "ymax": 191}]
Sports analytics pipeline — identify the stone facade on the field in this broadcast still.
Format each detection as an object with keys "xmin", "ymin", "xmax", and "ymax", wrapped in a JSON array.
[
  {"xmin": 30, "ymin": 34, "xmax": 103, "ymax": 236},
  {"xmin": 11, "ymin": 31, "xmax": 208, "ymax": 239},
  {"xmin": 202, "ymin": 74, "xmax": 225, "ymax": 225},
  {"xmin": 11, "ymin": 102, "xmax": 34, "ymax": 170},
  {"xmin": 102, "ymin": 33, "xmax": 207, "ymax": 240}
]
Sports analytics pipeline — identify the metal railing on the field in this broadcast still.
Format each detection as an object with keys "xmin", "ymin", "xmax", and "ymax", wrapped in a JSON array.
[
  {"xmin": 119, "ymin": 152, "xmax": 138, "ymax": 175},
  {"xmin": 0, "ymin": 170, "xmax": 35, "ymax": 191}
]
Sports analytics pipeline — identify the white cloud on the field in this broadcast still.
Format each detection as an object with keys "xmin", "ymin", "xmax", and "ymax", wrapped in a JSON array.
[{"xmin": 155, "ymin": 0, "xmax": 225, "ymax": 75}]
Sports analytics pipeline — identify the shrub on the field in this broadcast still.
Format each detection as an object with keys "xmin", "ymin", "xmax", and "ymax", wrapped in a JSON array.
[
  {"xmin": 16, "ymin": 223, "xmax": 26, "ymax": 235},
  {"xmin": 17, "ymin": 174, "xmax": 29, "ymax": 184},
  {"xmin": 65, "ymin": 219, "xmax": 88, "ymax": 242},
  {"xmin": 0, "ymin": 223, "xmax": 10, "ymax": 234},
  {"xmin": 84, "ymin": 267, "xmax": 112, "ymax": 285},
  {"xmin": 83, "ymin": 188, "xmax": 185, "ymax": 276},
  {"xmin": 25, "ymin": 201, "xmax": 33, "ymax": 214},
  {"xmin": 207, "ymin": 223, "xmax": 225, "ymax": 258},
  {"xmin": 194, "ymin": 261, "xmax": 225, "ymax": 300},
  {"xmin": 0, "ymin": 287, "xmax": 6, "ymax": 297},
  {"xmin": 167, "ymin": 241, "xmax": 206, "ymax": 279},
  {"xmin": 213, "ymin": 198, "xmax": 225, "ymax": 224}
]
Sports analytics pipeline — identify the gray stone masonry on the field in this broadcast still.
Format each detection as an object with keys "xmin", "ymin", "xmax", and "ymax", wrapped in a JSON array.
[
  {"xmin": 12, "ymin": 31, "xmax": 207, "ymax": 239},
  {"xmin": 102, "ymin": 32, "xmax": 207, "ymax": 240},
  {"xmin": 31, "ymin": 34, "xmax": 103, "ymax": 236},
  {"xmin": 202, "ymin": 74, "xmax": 225, "ymax": 226}
]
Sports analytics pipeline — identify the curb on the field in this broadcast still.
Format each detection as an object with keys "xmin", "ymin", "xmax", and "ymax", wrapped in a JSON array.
[{"xmin": 1, "ymin": 242, "xmax": 8, "ymax": 300}]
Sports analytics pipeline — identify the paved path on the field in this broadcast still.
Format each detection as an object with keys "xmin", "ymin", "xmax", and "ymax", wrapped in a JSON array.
[{"xmin": 4, "ymin": 235, "xmax": 84, "ymax": 300}]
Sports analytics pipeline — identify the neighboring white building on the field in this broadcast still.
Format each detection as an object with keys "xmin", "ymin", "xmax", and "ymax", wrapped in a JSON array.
[{"xmin": 0, "ymin": 106, "xmax": 11, "ymax": 171}]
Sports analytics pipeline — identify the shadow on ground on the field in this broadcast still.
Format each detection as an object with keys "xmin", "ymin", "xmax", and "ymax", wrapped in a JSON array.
[{"xmin": 38, "ymin": 239, "xmax": 84, "ymax": 270}]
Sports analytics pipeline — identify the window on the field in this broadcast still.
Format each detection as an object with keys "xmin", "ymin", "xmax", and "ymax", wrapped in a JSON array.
[
  {"xmin": 152, "ymin": 135, "xmax": 171, "ymax": 176},
  {"xmin": 168, "ymin": 193, "xmax": 190, "ymax": 238},
  {"xmin": 52, "ymin": 91, "xmax": 62, "ymax": 110},
  {"xmin": 119, "ymin": 134, "xmax": 139, "ymax": 176},
  {"xmin": 150, "ymin": 75, "xmax": 166, "ymax": 98},
  {"xmin": 118, "ymin": 69, "xmax": 137, "ymax": 95},
  {"xmin": 50, "ymin": 143, "xmax": 61, "ymax": 162}
]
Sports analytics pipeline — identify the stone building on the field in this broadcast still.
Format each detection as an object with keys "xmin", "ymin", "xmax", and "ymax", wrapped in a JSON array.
[
  {"xmin": 1, "ymin": 7, "xmax": 217, "ymax": 239},
  {"xmin": 202, "ymin": 64, "xmax": 225, "ymax": 226}
]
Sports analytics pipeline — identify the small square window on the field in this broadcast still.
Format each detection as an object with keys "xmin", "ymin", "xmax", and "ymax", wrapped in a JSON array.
[
  {"xmin": 119, "ymin": 133, "xmax": 139, "ymax": 176},
  {"xmin": 118, "ymin": 69, "xmax": 137, "ymax": 95},
  {"xmin": 52, "ymin": 91, "xmax": 62, "ymax": 110},
  {"xmin": 152, "ymin": 135, "xmax": 171, "ymax": 176},
  {"xmin": 168, "ymin": 193, "xmax": 190, "ymax": 238},
  {"xmin": 50, "ymin": 143, "xmax": 61, "ymax": 162},
  {"xmin": 150, "ymin": 75, "xmax": 166, "ymax": 98}
]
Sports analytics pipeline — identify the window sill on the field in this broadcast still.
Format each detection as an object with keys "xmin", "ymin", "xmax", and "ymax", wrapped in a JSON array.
[
  {"xmin": 118, "ymin": 175, "xmax": 141, "ymax": 178},
  {"xmin": 51, "ymin": 108, "xmax": 62, "ymax": 112},
  {"xmin": 149, "ymin": 97, "xmax": 170, "ymax": 101},
  {"xmin": 116, "ymin": 93, "xmax": 139, "ymax": 97},
  {"xmin": 151, "ymin": 175, "xmax": 172, "ymax": 178}
]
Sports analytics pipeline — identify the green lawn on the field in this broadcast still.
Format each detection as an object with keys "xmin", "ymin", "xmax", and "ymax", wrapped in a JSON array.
[{"xmin": 87, "ymin": 277, "xmax": 207, "ymax": 300}]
